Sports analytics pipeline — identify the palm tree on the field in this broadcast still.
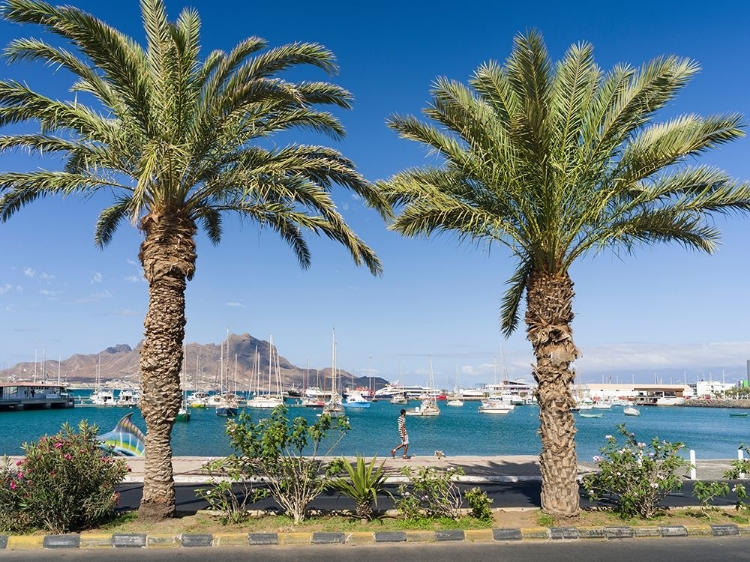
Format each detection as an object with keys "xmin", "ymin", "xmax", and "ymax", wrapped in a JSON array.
[
  {"xmin": 380, "ymin": 31, "xmax": 749, "ymax": 517},
  {"xmin": 0, "ymin": 0, "xmax": 389, "ymax": 521}
]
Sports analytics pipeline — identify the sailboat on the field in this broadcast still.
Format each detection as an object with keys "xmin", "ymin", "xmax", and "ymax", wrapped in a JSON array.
[
  {"xmin": 406, "ymin": 358, "xmax": 440, "ymax": 417},
  {"xmin": 90, "ymin": 354, "xmax": 115, "ymax": 406},
  {"xmin": 446, "ymin": 363, "xmax": 464, "ymax": 407},
  {"xmin": 176, "ymin": 345, "xmax": 191, "ymax": 422},
  {"xmin": 321, "ymin": 329, "xmax": 345, "ymax": 418},
  {"xmin": 215, "ymin": 332, "xmax": 239, "ymax": 417},
  {"xmin": 245, "ymin": 340, "xmax": 284, "ymax": 409}
]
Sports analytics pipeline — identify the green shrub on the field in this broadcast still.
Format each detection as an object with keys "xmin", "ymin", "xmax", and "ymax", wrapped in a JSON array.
[
  {"xmin": 582, "ymin": 424, "xmax": 687, "ymax": 519},
  {"xmin": 196, "ymin": 457, "xmax": 268, "ymax": 524},
  {"xmin": 722, "ymin": 443, "xmax": 750, "ymax": 511},
  {"xmin": 465, "ymin": 486, "xmax": 493, "ymax": 521},
  {"xmin": 0, "ymin": 421, "xmax": 128, "ymax": 534},
  {"xmin": 692, "ymin": 481, "xmax": 731, "ymax": 519},
  {"xmin": 217, "ymin": 406, "xmax": 349, "ymax": 524},
  {"xmin": 328, "ymin": 455, "xmax": 388, "ymax": 523},
  {"xmin": 395, "ymin": 465, "xmax": 464, "ymax": 520}
]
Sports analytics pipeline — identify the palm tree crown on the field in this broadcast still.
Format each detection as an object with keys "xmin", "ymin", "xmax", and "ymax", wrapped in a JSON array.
[
  {"xmin": 383, "ymin": 30, "xmax": 749, "ymax": 334},
  {"xmin": 381, "ymin": 30, "xmax": 749, "ymax": 517},
  {"xmin": 0, "ymin": 0, "xmax": 388, "ymax": 269}
]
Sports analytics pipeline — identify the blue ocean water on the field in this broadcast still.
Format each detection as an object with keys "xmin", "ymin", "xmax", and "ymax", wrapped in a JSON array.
[{"xmin": 1, "ymin": 399, "xmax": 749, "ymax": 461}]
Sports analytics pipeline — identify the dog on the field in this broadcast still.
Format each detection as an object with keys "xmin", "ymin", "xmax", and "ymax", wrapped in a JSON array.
[{"xmin": 434, "ymin": 450, "xmax": 445, "ymax": 459}]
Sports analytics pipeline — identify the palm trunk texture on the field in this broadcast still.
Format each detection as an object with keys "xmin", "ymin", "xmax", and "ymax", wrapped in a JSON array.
[
  {"xmin": 137, "ymin": 211, "xmax": 197, "ymax": 521},
  {"xmin": 525, "ymin": 270, "xmax": 580, "ymax": 517}
]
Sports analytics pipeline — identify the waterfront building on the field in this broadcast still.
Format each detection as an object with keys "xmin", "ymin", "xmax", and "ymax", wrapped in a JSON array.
[{"xmin": 0, "ymin": 382, "xmax": 75, "ymax": 410}]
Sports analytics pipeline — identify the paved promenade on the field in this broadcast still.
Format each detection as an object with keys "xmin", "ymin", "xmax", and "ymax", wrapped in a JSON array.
[{"xmin": 117, "ymin": 454, "xmax": 737, "ymax": 483}]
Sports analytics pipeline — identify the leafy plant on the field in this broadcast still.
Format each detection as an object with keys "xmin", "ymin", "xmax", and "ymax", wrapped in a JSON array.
[
  {"xmin": 465, "ymin": 486, "xmax": 493, "ymax": 521},
  {"xmin": 582, "ymin": 424, "xmax": 687, "ymax": 519},
  {"xmin": 328, "ymin": 455, "xmax": 388, "ymax": 523},
  {"xmin": 722, "ymin": 443, "xmax": 750, "ymax": 511},
  {"xmin": 195, "ymin": 457, "xmax": 267, "ymax": 524},
  {"xmin": 395, "ymin": 465, "xmax": 464, "ymax": 520},
  {"xmin": 692, "ymin": 481, "xmax": 731, "ymax": 519},
  {"xmin": 220, "ymin": 406, "xmax": 349, "ymax": 524},
  {"xmin": 0, "ymin": 421, "xmax": 128, "ymax": 533}
]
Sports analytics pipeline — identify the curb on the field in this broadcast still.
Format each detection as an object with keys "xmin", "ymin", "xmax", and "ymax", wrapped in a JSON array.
[{"xmin": 1, "ymin": 524, "xmax": 748, "ymax": 550}]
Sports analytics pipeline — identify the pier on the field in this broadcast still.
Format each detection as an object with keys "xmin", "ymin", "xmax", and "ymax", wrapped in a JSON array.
[{"xmin": 0, "ymin": 382, "xmax": 75, "ymax": 411}]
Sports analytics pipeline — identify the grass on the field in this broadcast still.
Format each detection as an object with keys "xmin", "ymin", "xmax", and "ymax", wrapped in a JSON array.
[{"xmin": 67, "ymin": 504, "xmax": 750, "ymax": 537}]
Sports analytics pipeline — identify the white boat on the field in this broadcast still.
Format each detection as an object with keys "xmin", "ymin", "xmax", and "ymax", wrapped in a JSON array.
[
  {"xmin": 478, "ymin": 396, "xmax": 514, "ymax": 415},
  {"xmin": 405, "ymin": 358, "xmax": 440, "ymax": 417},
  {"xmin": 446, "ymin": 398, "xmax": 464, "ymax": 407},
  {"xmin": 390, "ymin": 392, "xmax": 408, "ymax": 405},
  {"xmin": 116, "ymin": 388, "xmax": 139, "ymax": 407},
  {"xmin": 215, "ymin": 331, "xmax": 238, "ymax": 417},
  {"xmin": 592, "ymin": 401, "xmax": 612, "ymax": 410},
  {"xmin": 344, "ymin": 390, "xmax": 371, "ymax": 408},
  {"xmin": 188, "ymin": 390, "xmax": 209, "ymax": 408},
  {"xmin": 580, "ymin": 412, "xmax": 604, "ymax": 418},
  {"xmin": 655, "ymin": 396, "xmax": 684, "ymax": 406},
  {"xmin": 245, "ymin": 342, "xmax": 284, "ymax": 409},
  {"xmin": 374, "ymin": 383, "xmax": 430, "ymax": 399},
  {"xmin": 623, "ymin": 406, "xmax": 640, "ymax": 416},
  {"xmin": 321, "ymin": 329, "xmax": 345, "ymax": 418},
  {"xmin": 90, "ymin": 388, "xmax": 115, "ymax": 406}
]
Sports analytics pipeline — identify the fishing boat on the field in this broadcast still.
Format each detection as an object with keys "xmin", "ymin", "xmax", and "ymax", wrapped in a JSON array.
[
  {"xmin": 188, "ymin": 390, "xmax": 209, "ymax": 408},
  {"xmin": 344, "ymin": 389, "xmax": 371, "ymax": 408},
  {"xmin": 406, "ymin": 358, "xmax": 440, "ymax": 417},
  {"xmin": 175, "ymin": 403, "xmax": 191, "ymax": 422},
  {"xmin": 730, "ymin": 412, "xmax": 749, "ymax": 418},
  {"xmin": 579, "ymin": 412, "xmax": 603, "ymax": 418},
  {"xmin": 623, "ymin": 406, "xmax": 640, "ymax": 416}
]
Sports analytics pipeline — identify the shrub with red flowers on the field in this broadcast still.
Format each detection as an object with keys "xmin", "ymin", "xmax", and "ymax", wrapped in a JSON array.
[{"xmin": 0, "ymin": 421, "xmax": 128, "ymax": 534}]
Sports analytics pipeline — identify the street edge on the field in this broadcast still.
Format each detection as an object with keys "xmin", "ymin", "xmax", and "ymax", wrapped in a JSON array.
[{"xmin": 0, "ymin": 524, "xmax": 746, "ymax": 549}]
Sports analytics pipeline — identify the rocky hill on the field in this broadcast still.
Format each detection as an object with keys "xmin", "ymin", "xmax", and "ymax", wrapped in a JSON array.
[{"xmin": 0, "ymin": 333, "xmax": 387, "ymax": 392}]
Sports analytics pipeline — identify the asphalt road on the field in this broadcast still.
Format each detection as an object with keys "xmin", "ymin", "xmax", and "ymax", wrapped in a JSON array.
[
  {"xmin": 116, "ymin": 480, "xmax": 743, "ymax": 512},
  {"xmin": 2, "ymin": 538, "xmax": 750, "ymax": 561}
]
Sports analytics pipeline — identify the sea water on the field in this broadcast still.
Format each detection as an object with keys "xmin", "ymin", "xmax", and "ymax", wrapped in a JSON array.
[{"xmin": 1, "ymin": 400, "xmax": 748, "ymax": 461}]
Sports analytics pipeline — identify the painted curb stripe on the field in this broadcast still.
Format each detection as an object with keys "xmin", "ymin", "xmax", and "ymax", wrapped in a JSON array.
[{"xmin": 2, "ymin": 522, "xmax": 749, "ymax": 548}]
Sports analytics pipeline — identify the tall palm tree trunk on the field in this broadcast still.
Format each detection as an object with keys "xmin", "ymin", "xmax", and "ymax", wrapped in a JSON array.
[
  {"xmin": 525, "ymin": 270, "xmax": 580, "ymax": 517},
  {"xmin": 137, "ymin": 211, "xmax": 197, "ymax": 521}
]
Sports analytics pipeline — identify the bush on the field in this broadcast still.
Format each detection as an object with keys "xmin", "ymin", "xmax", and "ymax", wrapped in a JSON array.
[
  {"xmin": 395, "ymin": 465, "xmax": 464, "ymax": 520},
  {"xmin": 216, "ymin": 406, "xmax": 349, "ymax": 524},
  {"xmin": 722, "ymin": 443, "xmax": 750, "ymax": 511},
  {"xmin": 0, "ymin": 421, "xmax": 128, "ymax": 534},
  {"xmin": 196, "ymin": 457, "xmax": 268, "ymax": 524},
  {"xmin": 582, "ymin": 424, "xmax": 687, "ymax": 519},
  {"xmin": 465, "ymin": 486, "xmax": 493, "ymax": 521},
  {"xmin": 328, "ymin": 455, "xmax": 388, "ymax": 523}
]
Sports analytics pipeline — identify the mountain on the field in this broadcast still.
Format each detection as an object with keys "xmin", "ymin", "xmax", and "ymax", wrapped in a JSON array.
[{"xmin": 0, "ymin": 333, "xmax": 388, "ymax": 391}]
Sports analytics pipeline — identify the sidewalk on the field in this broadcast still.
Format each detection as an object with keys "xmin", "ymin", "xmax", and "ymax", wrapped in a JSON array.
[{"xmin": 118, "ymin": 455, "xmax": 736, "ymax": 483}]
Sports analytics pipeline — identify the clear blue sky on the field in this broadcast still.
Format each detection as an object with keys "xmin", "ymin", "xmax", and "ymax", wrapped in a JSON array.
[{"xmin": 1, "ymin": 0, "xmax": 749, "ymax": 387}]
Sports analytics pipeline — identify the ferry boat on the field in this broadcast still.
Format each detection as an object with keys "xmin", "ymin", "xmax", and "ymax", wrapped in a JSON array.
[{"xmin": 0, "ymin": 382, "xmax": 75, "ymax": 411}]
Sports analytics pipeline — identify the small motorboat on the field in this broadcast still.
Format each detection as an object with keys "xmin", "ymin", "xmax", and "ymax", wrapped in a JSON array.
[
  {"xmin": 623, "ymin": 406, "xmax": 640, "ymax": 416},
  {"xmin": 730, "ymin": 412, "xmax": 749, "ymax": 418},
  {"xmin": 579, "ymin": 412, "xmax": 603, "ymax": 418}
]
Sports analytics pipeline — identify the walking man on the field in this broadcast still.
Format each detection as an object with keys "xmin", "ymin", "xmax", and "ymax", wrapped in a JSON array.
[{"xmin": 391, "ymin": 409, "xmax": 409, "ymax": 459}]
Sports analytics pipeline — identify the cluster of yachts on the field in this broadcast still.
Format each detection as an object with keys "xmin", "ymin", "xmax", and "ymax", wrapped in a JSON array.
[
  {"xmin": 86, "ymin": 388, "xmax": 139, "ymax": 408},
  {"xmin": 572, "ymin": 398, "xmax": 641, "ymax": 418}
]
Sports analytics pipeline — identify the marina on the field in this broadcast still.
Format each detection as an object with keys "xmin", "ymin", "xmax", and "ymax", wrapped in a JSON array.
[{"xmin": 1, "ymin": 395, "xmax": 750, "ymax": 462}]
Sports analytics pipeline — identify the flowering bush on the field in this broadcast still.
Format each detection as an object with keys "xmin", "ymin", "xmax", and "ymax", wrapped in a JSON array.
[
  {"xmin": 465, "ymin": 486, "xmax": 493, "ymax": 521},
  {"xmin": 395, "ymin": 465, "xmax": 464, "ymax": 520},
  {"xmin": 582, "ymin": 424, "xmax": 687, "ymax": 519},
  {"xmin": 0, "ymin": 421, "xmax": 128, "ymax": 534}
]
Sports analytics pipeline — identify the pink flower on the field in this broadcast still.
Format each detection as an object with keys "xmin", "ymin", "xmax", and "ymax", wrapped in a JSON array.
[
  {"xmin": 9, "ymin": 481, "xmax": 16, "ymax": 490},
  {"xmin": 64, "ymin": 454, "xmax": 72, "ymax": 460},
  {"xmin": 15, "ymin": 460, "xmax": 23, "ymax": 466},
  {"xmin": 54, "ymin": 442, "xmax": 63, "ymax": 449}
]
